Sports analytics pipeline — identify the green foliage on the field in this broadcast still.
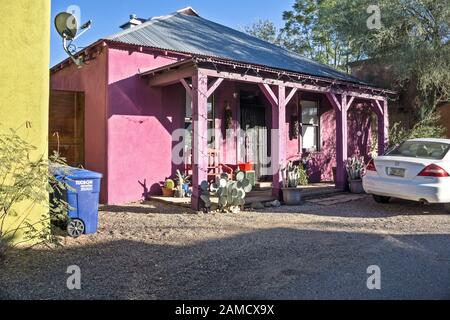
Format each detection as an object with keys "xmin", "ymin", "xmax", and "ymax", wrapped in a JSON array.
[
  {"xmin": 281, "ymin": 0, "xmax": 362, "ymax": 71},
  {"xmin": 242, "ymin": 19, "xmax": 280, "ymax": 44},
  {"xmin": 282, "ymin": 0, "xmax": 449, "ymax": 119},
  {"xmin": 0, "ymin": 127, "xmax": 68, "ymax": 258},
  {"xmin": 201, "ymin": 172, "xmax": 252, "ymax": 213},
  {"xmin": 389, "ymin": 112, "xmax": 446, "ymax": 148},
  {"xmin": 298, "ymin": 164, "xmax": 309, "ymax": 187}
]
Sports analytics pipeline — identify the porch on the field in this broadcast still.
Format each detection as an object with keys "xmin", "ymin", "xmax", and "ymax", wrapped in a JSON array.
[
  {"xmin": 142, "ymin": 57, "xmax": 391, "ymax": 211},
  {"xmin": 150, "ymin": 182, "xmax": 341, "ymax": 208}
]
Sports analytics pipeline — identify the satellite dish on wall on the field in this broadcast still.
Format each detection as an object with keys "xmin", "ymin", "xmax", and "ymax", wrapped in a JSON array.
[
  {"xmin": 54, "ymin": 12, "xmax": 78, "ymax": 40},
  {"xmin": 54, "ymin": 11, "xmax": 92, "ymax": 67}
]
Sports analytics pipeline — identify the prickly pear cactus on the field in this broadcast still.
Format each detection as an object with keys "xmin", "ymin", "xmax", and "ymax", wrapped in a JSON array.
[{"xmin": 205, "ymin": 171, "xmax": 252, "ymax": 213}]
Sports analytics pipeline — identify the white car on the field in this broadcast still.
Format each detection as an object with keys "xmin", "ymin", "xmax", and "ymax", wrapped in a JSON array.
[{"xmin": 363, "ymin": 138, "xmax": 450, "ymax": 211}]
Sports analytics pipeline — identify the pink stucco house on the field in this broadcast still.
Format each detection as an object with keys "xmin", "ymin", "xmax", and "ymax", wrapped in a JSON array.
[{"xmin": 50, "ymin": 7, "xmax": 392, "ymax": 209}]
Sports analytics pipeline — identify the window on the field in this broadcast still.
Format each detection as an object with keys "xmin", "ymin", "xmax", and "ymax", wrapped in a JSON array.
[
  {"xmin": 388, "ymin": 141, "xmax": 450, "ymax": 160},
  {"xmin": 185, "ymin": 92, "xmax": 215, "ymax": 151},
  {"xmin": 300, "ymin": 100, "xmax": 320, "ymax": 152}
]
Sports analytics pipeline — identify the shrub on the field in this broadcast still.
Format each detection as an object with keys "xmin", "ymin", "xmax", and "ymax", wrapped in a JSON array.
[
  {"xmin": 0, "ymin": 127, "xmax": 68, "ymax": 259},
  {"xmin": 389, "ymin": 111, "xmax": 446, "ymax": 149}
]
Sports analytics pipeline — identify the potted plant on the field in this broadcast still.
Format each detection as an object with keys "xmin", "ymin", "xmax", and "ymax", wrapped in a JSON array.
[
  {"xmin": 346, "ymin": 155, "xmax": 366, "ymax": 194},
  {"xmin": 281, "ymin": 161, "xmax": 309, "ymax": 205},
  {"xmin": 162, "ymin": 178, "xmax": 175, "ymax": 197},
  {"xmin": 175, "ymin": 170, "xmax": 190, "ymax": 198}
]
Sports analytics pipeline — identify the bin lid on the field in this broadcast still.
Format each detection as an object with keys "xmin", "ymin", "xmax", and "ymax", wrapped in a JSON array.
[{"xmin": 51, "ymin": 165, "xmax": 103, "ymax": 180}]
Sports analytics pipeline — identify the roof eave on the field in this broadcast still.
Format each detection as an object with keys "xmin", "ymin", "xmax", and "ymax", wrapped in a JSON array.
[{"xmin": 51, "ymin": 40, "xmax": 395, "ymax": 96}]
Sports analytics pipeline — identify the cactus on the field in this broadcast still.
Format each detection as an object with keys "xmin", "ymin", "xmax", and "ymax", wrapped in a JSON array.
[
  {"xmin": 175, "ymin": 169, "xmax": 189, "ymax": 198},
  {"xmin": 281, "ymin": 162, "xmax": 299, "ymax": 188},
  {"xmin": 281, "ymin": 162, "xmax": 308, "ymax": 188},
  {"xmin": 164, "ymin": 179, "xmax": 175, "ymax": 190},
  {"xmin": 345, "ymin": 155, "xmax": 365, "ymax": 180},
  {"xmin": 202, "ymin": 171, "xmax": 252, "ymax": 213}
]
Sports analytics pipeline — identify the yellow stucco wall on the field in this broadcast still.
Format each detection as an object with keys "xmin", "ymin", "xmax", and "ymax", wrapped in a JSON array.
[{"xmin": 0, "ymin": 0, "xmax": 50, "ymax": 243}]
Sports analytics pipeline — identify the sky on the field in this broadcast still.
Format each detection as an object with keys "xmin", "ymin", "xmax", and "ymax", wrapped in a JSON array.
[{"xmin": 50, "ymin": 0, "xmax": 294, "ymax": 67}]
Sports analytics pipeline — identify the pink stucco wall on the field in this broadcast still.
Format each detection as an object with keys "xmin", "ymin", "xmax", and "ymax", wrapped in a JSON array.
[
  {"xmin": 304, "ymin": 99, "xmax": 373, "ymax": 183},
  {"xmin": 50, "ymin": 49, "xmax": 109, "ymax": 203},
  {"xmin": 106, "ymin": 47, "xmax": 186, "ymax": 204}
]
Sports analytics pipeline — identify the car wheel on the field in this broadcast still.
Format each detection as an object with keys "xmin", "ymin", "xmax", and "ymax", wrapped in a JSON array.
[
  {"xmin": 373, "ymin": 195, "xmax": 391, "ymax": 204},
  {"xmin": 67, "ymin": 219, "xmax": 85, "ymax": 238}
]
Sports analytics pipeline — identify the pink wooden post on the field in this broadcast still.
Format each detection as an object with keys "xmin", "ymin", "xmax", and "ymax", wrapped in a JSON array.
[
  {"xmin": 326, "ymin": 93, "xmax": 350, "ymax": 190},
  {"xmin": 377, "ymin": 100, "xmax": 389, "ymax": 155},
  {"xmin": 274, "ymin": 86, "xmax": 287, "ymax": 198},
  {"xmin": 336, "ymin": 95, "xmax": 348, "ymax": 190},
  {"xmin": 259, "ymin": 84, "xmax": 287, "ymax": 199},
  {"xmin": 371, "ymin": 99, "xmax": 389, "ymax": 155},
  {"xmin": 191, "ymin": 73, "xmax": 209, "ymax": 210}
]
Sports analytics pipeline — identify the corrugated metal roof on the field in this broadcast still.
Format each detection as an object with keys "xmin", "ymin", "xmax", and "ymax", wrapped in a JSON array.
[{"xmin": 106, "ymin": 11, "xmax": 367, "ymax": 85}]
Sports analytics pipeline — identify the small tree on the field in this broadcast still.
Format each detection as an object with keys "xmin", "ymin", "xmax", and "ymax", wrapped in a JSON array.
[
  {"xmin": 389, "ymin": 111, "xmax": 446, "ymax": 149},
  {"xmin": 242, "ymin": 19, "xmax": 281, "ymax": 44},
  {"xmin": 0, "ymin": 127, "xmax": 68, "ymax": 259}
]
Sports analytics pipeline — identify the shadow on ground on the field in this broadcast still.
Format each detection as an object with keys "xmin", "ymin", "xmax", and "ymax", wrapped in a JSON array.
[
  {"xmin": 99, "ymin": 201, "xmax": 194, "ymax": 215},
  {"xmin": 1, "ymin": 227, "xmax": 449, "ymax": 300},
  {"xmin": 275, "ymin": 196, "xmax": 450, "ymax": 218}
]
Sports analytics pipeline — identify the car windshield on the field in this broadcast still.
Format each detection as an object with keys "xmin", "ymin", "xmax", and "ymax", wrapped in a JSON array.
[{"xmin": 388, "ymin": 141, "xmax": 450, "ymax": 160}]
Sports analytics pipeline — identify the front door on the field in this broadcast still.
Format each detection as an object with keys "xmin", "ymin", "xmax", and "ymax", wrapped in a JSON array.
[{"xmin": 240, "ymin": 91, "xmax": 268, "ymax": 180}]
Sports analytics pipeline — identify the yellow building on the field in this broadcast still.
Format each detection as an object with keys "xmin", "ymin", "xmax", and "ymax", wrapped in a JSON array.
[{"xmin": 0, "ymin": 1, "xmax": 51, "ymax": 243}]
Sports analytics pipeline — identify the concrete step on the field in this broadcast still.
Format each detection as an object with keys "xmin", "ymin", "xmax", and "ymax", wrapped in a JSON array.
[{"xmin": 301, "ymin": 188, "xmax": 345, "ymax": 200}]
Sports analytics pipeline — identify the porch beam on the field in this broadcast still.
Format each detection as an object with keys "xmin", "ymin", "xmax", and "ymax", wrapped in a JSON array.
[
  {"xmin": 346, "ymin": 96, "xmax": 355, "ymax": 111},
  {"xmin": 286, "ymin": 88, "xmax": 298, "ymax": 105},
  {"xmin": 147, "ymin": 65, "xmax": 196, "ymax": 87},
  {"xmin": 199, "ymin": 68, "xmax": 387, "ymax": 101},
  {"xmin": 258, "ymin": 83, "xmax": 278, "ymax": 107},
  {"xmin": 191, "ymin": 72, "xmax": 209, "ymax": 211},
  {"xmin": 206, "ymin": 78, "xmax": 224, "ymax": 98},
  {"xmin": 372, "ymin": 99, "xmax": 384, "ymax": 116},
  {"xmin": 326, "ymin": 92, "xmax": 342, "ymax": 111},
  {"xmin": 180, "ymin": 78, "xmax": 193, "ymax": 98}
]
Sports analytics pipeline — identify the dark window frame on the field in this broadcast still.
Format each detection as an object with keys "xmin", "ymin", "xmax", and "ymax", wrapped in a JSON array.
[{"xmin": 300, "ymin": 99, "xmax": 321, "ymax": 152}]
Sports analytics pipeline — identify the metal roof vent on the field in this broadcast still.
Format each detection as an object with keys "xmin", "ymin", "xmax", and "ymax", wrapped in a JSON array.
[{"xmin": 120, "ymin": 14, "xmax": 146, "ymax": 30}]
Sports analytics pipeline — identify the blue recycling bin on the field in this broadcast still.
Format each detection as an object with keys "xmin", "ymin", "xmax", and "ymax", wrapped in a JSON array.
[{"xmin": 52, "ymin": 166, "xmax": 103, "ymax": 238}]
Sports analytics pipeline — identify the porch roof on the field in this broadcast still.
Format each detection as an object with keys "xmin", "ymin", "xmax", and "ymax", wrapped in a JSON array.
[
  {"xmin": 107, "ymin": 9, "xmax": 370, "ymax": 87},
  {"xmin": 140, "ymin": 57, "xmax": 395, "ymax": 99}
]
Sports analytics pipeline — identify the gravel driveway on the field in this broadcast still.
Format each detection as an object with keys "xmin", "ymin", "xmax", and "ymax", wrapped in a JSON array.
[{"xmin": 1, "ymin": 195, "xmax": 450, "ymax": 300}]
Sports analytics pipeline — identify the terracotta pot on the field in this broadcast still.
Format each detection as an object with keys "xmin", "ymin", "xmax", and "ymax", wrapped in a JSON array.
[
  {"xmin": 162, "ymin": 187, "xmax": 175, "ymax": 197},
  {"xmin": 282, "ymin": 188, "xmax": 302, "ymax": 205}
]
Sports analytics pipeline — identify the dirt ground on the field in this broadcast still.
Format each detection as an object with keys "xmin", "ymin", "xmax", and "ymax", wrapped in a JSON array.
[{"xmin": 1, "ymin": 195, "xmax": 450, "ymax": 300}]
